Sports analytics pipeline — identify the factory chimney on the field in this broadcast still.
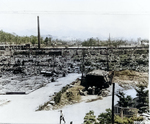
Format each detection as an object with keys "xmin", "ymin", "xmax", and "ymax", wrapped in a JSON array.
[{"xmin": 37, "ymin": 16, "xmax": 40, "ymax": 49}]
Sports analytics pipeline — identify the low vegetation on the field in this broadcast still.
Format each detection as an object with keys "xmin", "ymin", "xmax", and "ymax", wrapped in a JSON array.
[
  {"xmin": 84, "ymin": 109, "xmax": 144, "ymax": 124},
  {"xmin": 115, "ymin": 115, "xmax": 143, "ymax": 124},
  {"xmin": 37, "ymin": 78, "xmax": 85, "ymax": 111},
  {"xmin": 37, "ymin": 101, "xmax": 50, "ymax": 111},
  {"xmin": 53, "ymin": 79, "xmax": 84, "ymax": 107},
  {"xmin": 53, "ymin": 85, "xmax": 70, "ymax": 104},
  {"xmin": 83, "ymin": 84, "xmax": 148, "ymax": 124},
  {"xmin": 114, "ymin": 70, "xmax": 137, "ymax": 77}
]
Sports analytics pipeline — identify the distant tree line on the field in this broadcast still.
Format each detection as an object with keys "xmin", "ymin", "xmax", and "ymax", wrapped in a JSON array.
[
  {"xmin": 81, "ymin": 37, "xmax": 149, "ymax": 47},
  {"xmin": 81, "ymin": 37, "xmax": 127, "ymax": 47},
  {"xmin": 0, "ymin": 30, "xmax": 68, "ymax": 47},
  {"xmin": 0, "ymin": 30, "xmax": 149, "ymax": 47},
  {"xmin": 0, "ymin": 30, "xmax": 40, "ymax": 45}
]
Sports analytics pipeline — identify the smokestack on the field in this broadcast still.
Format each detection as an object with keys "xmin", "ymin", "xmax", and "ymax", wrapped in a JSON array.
[{"xmin": 37, "ymin": 16, "xmax": 40, "ymax": 49}]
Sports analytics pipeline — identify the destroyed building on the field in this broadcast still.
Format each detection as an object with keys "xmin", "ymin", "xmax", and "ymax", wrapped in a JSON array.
[{"xmin": 85, "ymin": 70, "xmax": 112, "ymax": 89}]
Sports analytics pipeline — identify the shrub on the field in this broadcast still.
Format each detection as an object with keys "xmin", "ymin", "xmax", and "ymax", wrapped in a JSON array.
[
  {"xmin": 115, "ymin": 115, "xmax": 123, "ymax": 124},
  {"xmin": 54, "ymin": 91, "xmax": 62, "ymax": 104},
  {"xmin": 115, "ymin": 115, "xmax": 143, "ymax": 124},
  {"xmin": 66, "ymin": 91, "xmax": 74, "ymax": 101},
  {"xmin": 61, "ymin": 86, "xmax": 69, "ymax": 93},
  {"xmin": 54, "ymin": 85, "xmax": 69, "ymax": 104},
  {"xmin": 83, "ymin": 109, "xmax": 144, "ymax": 124},
  {"xmin": 84, "ymin": 110, "xmax": 98, "ymax": 124},
  {"xmin": 97, "ymin": 108, "xmax": 112, "ymax": 124}
]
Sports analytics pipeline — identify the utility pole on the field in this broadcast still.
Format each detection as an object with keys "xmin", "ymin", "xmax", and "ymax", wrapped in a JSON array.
[
  {"xmin": 112, "ymin": 82, "xmax": 115, "ymax": 124},
  {"xmin": 37, "ymin": 16, "xmax": 40, "ymax": 49},
  {"xmin": 107, "ymin": 47, "xmax": 115, "ymax": 124},
  {"xmin": 107, "ymin": 33, "xmax": 115, "ymax": 124}
]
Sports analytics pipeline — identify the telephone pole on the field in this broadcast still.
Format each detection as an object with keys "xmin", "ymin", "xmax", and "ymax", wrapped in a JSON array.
[
  {"xmin": 107, "ymin": 33, "xmax": 115, "ymax": 124},
  {"xmin": 112, "ymin": 82, "xmax": 115, "ymax": 124}
]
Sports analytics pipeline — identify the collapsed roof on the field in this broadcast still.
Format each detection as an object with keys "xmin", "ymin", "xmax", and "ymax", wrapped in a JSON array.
[{"xmin": 87, "ymin": 69, "xmax": 109, "ymax": 77}]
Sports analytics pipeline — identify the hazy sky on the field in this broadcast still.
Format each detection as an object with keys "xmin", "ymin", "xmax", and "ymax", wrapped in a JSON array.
[{"xmin": 0, "ymin": 0, "xmax": 150, "ymax": 40}]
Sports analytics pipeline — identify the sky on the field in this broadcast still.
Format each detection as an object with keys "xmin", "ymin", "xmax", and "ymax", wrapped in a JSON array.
[{"xmin": 0, "ymin": 0, "xmax": 150, "ymax": 41}]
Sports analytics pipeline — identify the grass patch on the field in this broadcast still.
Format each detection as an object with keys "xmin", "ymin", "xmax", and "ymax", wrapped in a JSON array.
[
  {"xmin": 65, "ymin": 85, "xmax": 84, "ymax": 101},
  {"xmin": 36, "ymin": 101, "xmax": 50, "ymax": 111},
  {"xmin": 114, "ymin": 70, "xmax": 137, "ymax": 77},
  {"xmin": 60, "ymin": 82, "xmax": 85, "ymax": 105},
  {"xmin": 52, "ymin": 78, "xmax": 84, "ymax": 108},
  {"xmin": 112, "ymin": 70, "xmax": 148, "ymax": 88},
  {"xmin": 54, "ymin": 85, "xmax": 70, "ymax": 104}
]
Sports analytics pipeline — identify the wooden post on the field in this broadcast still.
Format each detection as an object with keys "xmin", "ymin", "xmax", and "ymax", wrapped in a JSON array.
[
  {"xmin": 120, "ymin": 108, "xmax": 123, "ymax": 119},
  {"xmin": 37, "ymin": 16, "xmax": 40, "ymax": 49}
]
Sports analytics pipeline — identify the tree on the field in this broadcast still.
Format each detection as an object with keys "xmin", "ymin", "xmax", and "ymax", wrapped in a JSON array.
[
  {"xmin": 84, "ymin": 110, "xmax": 98, "ymax": 124},
  {"xmin": 97, "ymin": 108, "xmax": 112, "ymax": 124},
  {"xmin": 30, "ymin": 35, "xmax": 37, "ymax": 46},
  {"xmin": 40, "ymin": 37, "xmax": 44, "ymax": 44},
  {"xmin": 0, "ymin": 30, "xmax": 46, "ymax": 45},
  {"xmin": 44, "ymin": 37, "xmax": 48, "ymax": 46},
  {"xmin": 135, "ymin": 85, "xmax": 149, "ymax": 113},
  {"xmin": 84, "ymin": 109, "xmax": 144, "ymax": 124},
  {"xmin": 48, "ymin": 37, "xmax": 52, "ymax": 45},
  {"xmin": 116, "ymin": 91, "xmax": 133, "ymax": 107}
]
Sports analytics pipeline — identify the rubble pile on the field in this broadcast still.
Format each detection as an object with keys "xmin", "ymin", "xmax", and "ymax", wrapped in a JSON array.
[
  {"xmin": 0, "ymin": 52, "xmax": 81, "ymax": 94},
  {"xmin": 0, "ymin": 47, "xmax": 148, "ymax": 94},
  {"xmin": 72, "ymin": 48, "xmax": 149, "ymax": 73}
]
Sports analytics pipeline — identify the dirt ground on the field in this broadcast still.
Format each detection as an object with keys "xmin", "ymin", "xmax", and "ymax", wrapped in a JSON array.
[{"xmin": 112, "ymin": 70, "xmax": 148, "ymax": 89}]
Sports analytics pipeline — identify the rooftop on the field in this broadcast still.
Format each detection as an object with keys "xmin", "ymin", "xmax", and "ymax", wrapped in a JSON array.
[{"xmin": 87, "ymin": 69, "xmax": 108, "ymax": 76}]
